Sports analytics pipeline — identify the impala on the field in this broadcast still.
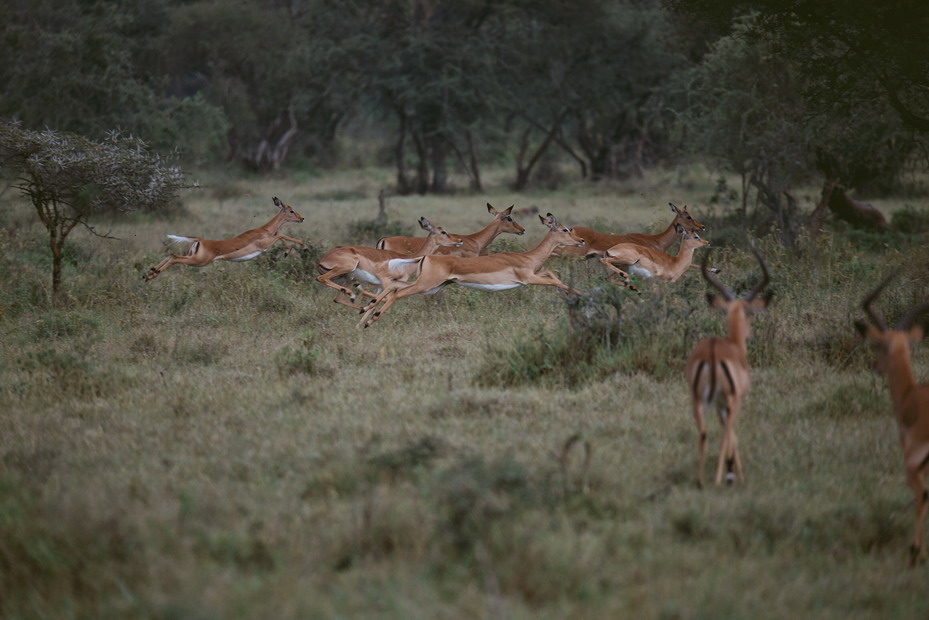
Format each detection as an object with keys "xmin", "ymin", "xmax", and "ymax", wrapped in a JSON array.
[
  {"xmin": 358, "ymin": 213, "xmax": 584, "ymax": 328},
  {"xmin": 376, "ymin": 203, "xmax": 525, "ymax": 257},
  {"xmin": 685, "ymin": 247, "xmax": 771, "ymax": 488},
  {"xmin": 316, "ymin": 218, "xmax": 462, "ymax": 308},
  {"xmin": 599, "ymin": 225, "xmax": 710, "ymax": 292},
  {"xmin": 855, "ymin": 275, "xmax": 929, "ymax": 566},
  {"xmin": 144, "ymin": 196, "xmax": 305, "ymax": 281},
  {"xmin": 553, "ymin": 203, "xmax": 705, "ymax": 258}
]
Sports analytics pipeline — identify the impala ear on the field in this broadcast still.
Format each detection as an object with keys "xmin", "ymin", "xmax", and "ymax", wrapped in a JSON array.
[
  {"xmin": 487, "ymin": 203, "xmax": 498, "ymax": 215},
  {"xmin": 670, "ymin": 202, "xmax": 680, "ymax": 214},
  {"xmin": 273, "ymin": 196, "xmax": 284, "ymax": 209},
  {"xmin": 419, "ymin": 217, "xmax": 434, "ymax": 232},
  {"xmin": 541, "ymin": 213, "xmax": 557, "ymax": 228},
  {"xmin": 502, "ymin": 204, "xmax": 514, "ymax": 215},
  {"xmin": 674, "ymin": 223, "xmax": 684, "ymax": 235}
]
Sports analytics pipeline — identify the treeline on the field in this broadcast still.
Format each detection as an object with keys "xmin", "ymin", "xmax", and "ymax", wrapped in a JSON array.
[{"xmin": 1, "ymin": 0, "xmax": 927, "ymax": 204}]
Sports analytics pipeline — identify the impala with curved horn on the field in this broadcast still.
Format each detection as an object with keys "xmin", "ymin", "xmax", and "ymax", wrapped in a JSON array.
[
  {"xmin": 316, "ymin": 217, "xmax": 462, "ymax": 309},
  {"xmin": 855, "ymin": 275, "xmax": 929, "ymax": 566},
  {"xmin": 685, "ymin": 246, "xmax": 771, "ymax": 488},
  {"xmin": 376, "ymin": 203, "xmax": 525, "ymax": 257},
  {"xmin": 358, "ymin": 213, "xmax": 584, "ymax": 328},
  {"xmin": 144, "ymin": 196, "xmax": 305, "ymax": 281}
]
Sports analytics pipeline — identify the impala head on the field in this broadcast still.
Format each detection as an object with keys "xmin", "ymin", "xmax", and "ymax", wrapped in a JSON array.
[
  {"xmin": 488, "ymin": 203, "xmax": 525, "ymax": 235},
  {"xmin": 701, "ymin": 245, "xmax": 771, "ymax": 339},
  {"xmin": 670, "ymin": 203, "xmax": 705, "ymax": 234},
  {"xmin": 855, "ymin": 275, "xmax": 928, "ymax": 375},
  {"xmin": 272, "ymin": 196, "xmax": 305, "ymax": 223},
  {"xmin": 540, "ymin": 212, "xmax": 584, "ymax": 247},
  {"xmin": 675, "ymin": 224, "xmax": 711, "ymax": 250},
  {"xmin": 418, "ymin": 217, "xmax": 464, "ymax": 247}
]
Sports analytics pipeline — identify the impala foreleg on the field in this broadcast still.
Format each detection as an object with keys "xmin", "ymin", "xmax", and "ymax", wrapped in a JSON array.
[
  {"xmin": 598, "ymin": 258, "xmax": 640, "ymax": 292},
  {"xmin": 526, "ymin": 270, "xmax": 577, "ymax": 293},
  {"xmin": 274, "ymin": 234, "xmax": 306, "ymax": 257}
]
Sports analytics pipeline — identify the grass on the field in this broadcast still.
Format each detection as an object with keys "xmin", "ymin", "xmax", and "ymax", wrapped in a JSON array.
[{"xmin": 0, "ymin": 165, "xmax": 928, "ymax": 618}]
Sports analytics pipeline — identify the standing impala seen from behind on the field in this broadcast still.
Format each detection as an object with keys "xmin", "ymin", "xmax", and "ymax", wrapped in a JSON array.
[
  {"xmin": 685, "ymin": 247, "xmax": 771, "ymax": 488},
  {"xmin": 358, "ymin": 213, "xmax": 584, "ymax": 328},
  {"xmin": 855, "ymin": 275, "xmax": 929, "ymax": 566},
  {"xmin": 144, "ymin": 196, "xmax": 306, "ymax": 281}
]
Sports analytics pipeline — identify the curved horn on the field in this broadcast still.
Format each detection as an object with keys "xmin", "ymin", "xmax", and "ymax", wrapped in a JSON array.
[
  {"xmin": 862, "ymin": 274, "xmax": 895, "ymax": 331},
  {"xmin": 745, "ymin": 244, "xmax": 770, "ymax": 301},
  {"xmin": 897, "ymin": 302, "xmax": 929, "ymax": 331},
  {"xmin": 701, "ymin": 249, "xmax": 734, "ymax": 301}
]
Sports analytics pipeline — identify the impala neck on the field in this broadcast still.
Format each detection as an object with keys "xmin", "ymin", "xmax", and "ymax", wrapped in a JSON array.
[
  {"xmin": 525, "ymin": 230, "xmax": 573, "ymax": 268},
  {"xmin": 262, "ymin": 210, "xmax": 289, "ymax": 235},
  {"xmin": 653, "ymin": 221, "xmax": 681, "ymax": 251},
  {"xmin": 666, "ymin": 239, "xmax": 703, "ymax": 280},
  {"xmin": 416, "ymin": 233, "xmax": 446, "ymax": 255},
  {"xmin": 465, "ymin": 218, "xmax": 504, "ymax": 252},
  {"xmin": 726, "ymin": 305, "xmax": 751, "ymax": 354},
  {"xmin": 886, "ymin": 341, "xmax": 917, "ymax": 418}
]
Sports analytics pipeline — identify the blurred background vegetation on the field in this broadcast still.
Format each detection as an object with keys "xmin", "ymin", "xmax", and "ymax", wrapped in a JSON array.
[{"xmin": 1, "ymin": 0, "xmax": 926, "ymax": 215}]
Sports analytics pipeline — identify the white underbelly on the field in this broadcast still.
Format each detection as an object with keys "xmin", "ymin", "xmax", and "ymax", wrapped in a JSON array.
[
  {"xmin": 457, "ymin": 282, "xmax": 523, "ymax": 291},
  {"xmin": 229, "ymin": 250, "xmax": 264, "ymax": 261},
  {"xmin": 627, "ymin": 264, "xmax": 654, "ymax": 278},
  {"xmin": 349, "ymin": 268, "xmax": 381, "ymax": 285}
]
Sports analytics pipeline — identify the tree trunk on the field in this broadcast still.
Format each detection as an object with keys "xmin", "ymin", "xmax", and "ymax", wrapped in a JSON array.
[
  {"xmin": 467, "ymin": 131, "xmax": 482, "ymax": 192},
  {"xmin": 513, "ymin": 110, "xmax": 567, "ymax": 191},
  {"xmin": 411, "ymin": 131, "xmax": 429, "ymax": 195},
  {"xmin": 50, "ymin": 233, "xmax": 63, "ymax": 301},
  {"xmin": 395, "ymin": 112, "xmax": 412, "ymax": 195},
  {"xmin": 429, "ymin": 133, "xmax": 448, "ymax": 193}
]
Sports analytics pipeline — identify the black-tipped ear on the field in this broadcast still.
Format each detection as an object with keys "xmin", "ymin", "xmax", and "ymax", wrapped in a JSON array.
[
  {"xmin": 674, "ymin": 223, "xmax": 684, "ymax": 234},
  {"xmin": 419, "ymin": 217, "xmax": 433, "ymax": 231},
  {"xmin": 503, "ymin": 205, "xmax": 514, "ymax": 215},
  {"xmin": 273, "ymin": 196, "xmax": 283, "ymax": 208},
  {"xmin": 670, "ymin": 202, "xmax": 679, "ymax": 213},
  {"xmin": 487, "ymin": 203, "xmax": 497, "ymax": 214}
]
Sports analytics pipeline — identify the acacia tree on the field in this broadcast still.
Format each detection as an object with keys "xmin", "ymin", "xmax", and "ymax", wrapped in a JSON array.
[{"xmin": 0, "ymin": 120, "xmax": 187, "ymax": 300}]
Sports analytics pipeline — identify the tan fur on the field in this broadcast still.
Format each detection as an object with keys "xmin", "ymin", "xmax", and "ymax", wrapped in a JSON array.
[
  {"xmin": 376, "ymin": 203, "xmax": 525, "ymax": 257},
  {"xmin": 358, "ymin": 213, "xmax": 584, "ymax": 328},
  {"xmin": 145, "ymin": 197, "xmax": 305, "ymax": 281}
]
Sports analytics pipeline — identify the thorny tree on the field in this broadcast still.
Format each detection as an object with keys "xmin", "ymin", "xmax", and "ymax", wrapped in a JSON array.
[{"xmin": 0, "ymin": 120, "xmax": 188, "ymax": 300}]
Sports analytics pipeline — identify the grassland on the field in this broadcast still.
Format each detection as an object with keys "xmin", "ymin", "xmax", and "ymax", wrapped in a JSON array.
[{"xmin": 1, "ymin": 166, "xmax": 928, "ymax": 618}]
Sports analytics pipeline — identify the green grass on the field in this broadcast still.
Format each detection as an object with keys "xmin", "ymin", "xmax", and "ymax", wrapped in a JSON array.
[{"xmin": 0, "ymin": 166, "xmax": 928, "ymax": 618}]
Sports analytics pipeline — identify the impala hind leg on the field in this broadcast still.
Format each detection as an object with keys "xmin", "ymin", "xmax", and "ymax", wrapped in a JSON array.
[
  {"xmin": 715, "ymin": 408, "xmax": 733, "ymax": 486},
  {"xmin": 907, "ymin": 468, "xmax": 927, "ymax": 566},
  {"xmin": 692, "ymin": 399, "xmax": 707, "ymax": 489}
]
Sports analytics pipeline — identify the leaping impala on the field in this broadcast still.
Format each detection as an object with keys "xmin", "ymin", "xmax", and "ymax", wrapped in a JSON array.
[
  {"xmin": 553, "ymin": 203, "xmax": 705, "ymax": 258},
  {"xmin": 144, "ymin": 196, "xmax": 306, "ymax": 281},
  {"xmin": 376, "ymin": 203, "xmax": 525, "ymax": 257},
  {"xmin": 316, "ymin": 217, "xmax": 462, "ymax": 309},
  {"xmin": 599, "ymin": 225, "xmax": 710, "ymax": 292},
  {"xmin": 358, "ymin": 213, "xmax": 584, "ymax": 328},
  {"xmin": 855, "ymin": 275, "xmax": 929, "ymax": 566},
  {"xmin": 685, "ymin": 246, "xmax": 771, "ymax": 488}
]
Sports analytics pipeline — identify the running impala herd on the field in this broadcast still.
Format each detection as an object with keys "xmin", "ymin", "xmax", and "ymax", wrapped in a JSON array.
[{"xmin": 145, "ymin": 196, "xmax": 929, "ymax": 566}]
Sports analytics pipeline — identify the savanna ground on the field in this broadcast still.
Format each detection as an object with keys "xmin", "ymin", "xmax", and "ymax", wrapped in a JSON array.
[{"xmin": 2, "ymin": 165, "xmax": 929, "ymax": 618}]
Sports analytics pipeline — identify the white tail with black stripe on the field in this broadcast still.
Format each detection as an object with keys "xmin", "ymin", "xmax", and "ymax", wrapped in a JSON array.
[{"xmin": 685, "ymin": 246, "xmax": 771, "ymax": 488}]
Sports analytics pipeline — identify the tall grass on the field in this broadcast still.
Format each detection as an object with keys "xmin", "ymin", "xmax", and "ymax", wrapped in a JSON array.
[{"xmin": 0, "ymin": 167, "xmax": 928, "ymax": 618}]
